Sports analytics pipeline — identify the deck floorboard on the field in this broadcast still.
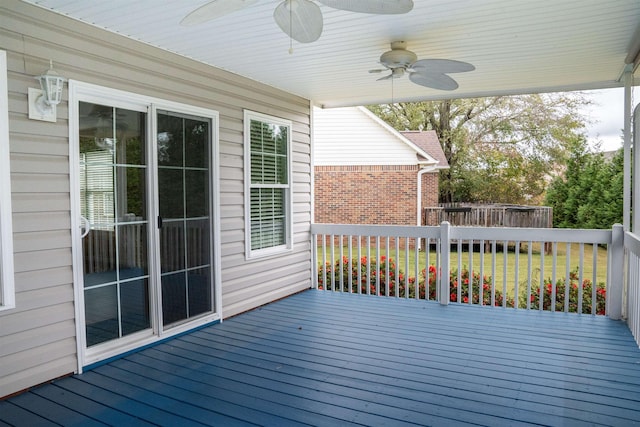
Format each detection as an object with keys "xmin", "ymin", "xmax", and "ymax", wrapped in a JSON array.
[{"xmin": 2, "ymin": 290, "xmax": 640, "ymax": 426}]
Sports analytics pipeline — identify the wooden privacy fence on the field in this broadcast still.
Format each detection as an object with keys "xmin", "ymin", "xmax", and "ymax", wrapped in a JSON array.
[{"xmin": 423, "ymin": 204, "xmax": 552, "ymax": 228}]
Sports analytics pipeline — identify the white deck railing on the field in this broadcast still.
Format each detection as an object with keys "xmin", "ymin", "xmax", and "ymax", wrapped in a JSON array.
[
  {"xmin": 625, "ymin": 231, "xmax": 640, "ymax": 345},
  {"xmin": 312, "ymin": 222, "xmax": 625, "ymax": 319}
]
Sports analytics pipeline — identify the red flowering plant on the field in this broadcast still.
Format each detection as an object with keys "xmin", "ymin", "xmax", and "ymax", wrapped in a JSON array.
[
  {"xmin": 448, "ymin": 268, "xmax": 513, "ymax": 307},
  {"xmin": 318, "ymin": 257, "xmax": 510, "ymax": 306},
  {"xmin": 522, "ymin": 269, "xmax": 606, "ymax": 315},
  {"xmin": 317, "ymin": 255, "xmax": 400, "ymax": 294}
]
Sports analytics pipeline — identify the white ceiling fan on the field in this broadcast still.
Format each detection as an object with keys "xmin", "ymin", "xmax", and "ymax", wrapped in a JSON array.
[
  {"xmin": 181, "ymin": 0, "xmax": 414, "ymax": 43},
  {"xmin": 369, "ymin": 41, "xmax": 475, "ymax": 90}
]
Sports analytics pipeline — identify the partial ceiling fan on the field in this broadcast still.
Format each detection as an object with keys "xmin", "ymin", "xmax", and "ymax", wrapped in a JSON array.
[
  {"xmin": 181, "ymin": 0, "xmax": 414, "ymax": 43},
  {"xmin": 369, "ymin": 41, "xmax": 475, "ymax": 90}
]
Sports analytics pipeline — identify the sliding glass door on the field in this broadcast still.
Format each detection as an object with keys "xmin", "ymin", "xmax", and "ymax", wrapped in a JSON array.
[
  {"xmin": 76, "ymin": 97, "xmax": 216, "ymax": 355},
  {"xmin": 157, "ymin": 111, "xmax": 213, "ymax": 326},
  {"xmin": 79, "ymin": 102, "xmax": 150, "ymax": 347}
]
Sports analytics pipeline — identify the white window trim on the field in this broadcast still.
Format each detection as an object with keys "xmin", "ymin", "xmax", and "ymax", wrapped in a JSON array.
[
  {"xmin": 0, "ymin": 50, "xmax": 15, "ymax": 311},
  {"xmin": 244, "ymin": 110, "xmax": 293, "ymax": 260}
]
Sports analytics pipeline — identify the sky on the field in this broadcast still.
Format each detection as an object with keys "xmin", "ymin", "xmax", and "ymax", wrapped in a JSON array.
[{"xmin": 581, "ymin": 87, "xmax": 638, "ymax": 152}]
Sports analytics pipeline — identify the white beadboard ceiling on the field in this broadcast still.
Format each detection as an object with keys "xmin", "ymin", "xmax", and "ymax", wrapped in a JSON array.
[{"xmin": 22, "ymin": 0, "xmax": 640, "ymax": 108}]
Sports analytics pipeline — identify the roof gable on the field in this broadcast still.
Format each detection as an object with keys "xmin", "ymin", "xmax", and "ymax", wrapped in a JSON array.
[
  {"xmin": 401, "ymin": 131, "xmax": 449, "ymax": 168},
  {"xmin": 314, "ymin": 106, "xmax": 440, "ymax": 167}
]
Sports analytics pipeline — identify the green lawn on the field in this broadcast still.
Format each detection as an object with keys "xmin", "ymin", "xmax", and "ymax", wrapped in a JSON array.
[{"xmin": 317, "ymin": 241, "xmax": 608, "ymax": 298}]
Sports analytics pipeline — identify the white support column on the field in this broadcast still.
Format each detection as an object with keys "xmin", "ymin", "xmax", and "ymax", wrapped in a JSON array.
[
  {"xmin": 609, "ymin": 224, "xmax": 624, "ymax": 320},
  {"xmin": 633, "ymin": 88, "xmax": 640, "ymax": 233},
  {"xmin": 624, "ymin": 68, "xmax": 635, "ymax": 324},
  {"xmin": 439, "ymin": 221, "xmax": 451, "ymax": 305},
  {"xmin": 624, "ymin": 68, "xmax": 632, "ymax": 231}
]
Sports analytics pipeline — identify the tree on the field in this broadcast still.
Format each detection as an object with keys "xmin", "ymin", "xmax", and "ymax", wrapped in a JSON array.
[
  {"xmin": 546, "ymin": 140, "xmax": 623, "ymax": 229},
  {"xmin": 368, "ymin": 94, "xmax": 590, "ymax": 204}
]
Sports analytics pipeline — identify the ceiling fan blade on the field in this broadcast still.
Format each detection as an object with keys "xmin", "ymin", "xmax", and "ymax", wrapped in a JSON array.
[
  {"xmin": 318, "ymin": 0, "xmax": 413, "ymax": 14},
  {"xmin": 180, "ymin": 0, "xmax": 260, "ymax": 26},
  {"xmin": 377, "ymin": 74, "xmax": 394, "ymax": 81},
  {"xmin": 274, "ymin": 0, "xmax": 323, "ymax": 43},
  {"xmin": 411, "ymin": 59, "xmax": 475, "ymax": 74},
  {"xmin": 369, "ymin": 69, "xmax": 386, "ymax": 73},
  {"xmin": 409, "ymin": 72, "xmax": 459, "ymax": 90}
]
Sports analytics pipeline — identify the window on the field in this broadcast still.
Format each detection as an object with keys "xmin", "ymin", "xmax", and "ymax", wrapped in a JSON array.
[
  {"xmin": 244, "ymin": 110, "xmax": 292, "ymax": 259},
  {"xmin": 0, "ymin": 50, "xmax": 15, "ymax": 310}
]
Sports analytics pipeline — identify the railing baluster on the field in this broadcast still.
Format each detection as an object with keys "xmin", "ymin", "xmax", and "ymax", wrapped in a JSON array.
[
  {"xmin": 385, "ymin": 236, "xmax": 390, "ymax": 298},
  {"xmin": 502, "ymin": 240, "xmax": 508, "ymax": 308},
  {"xmin": 405, "ymin": 236, "xmax": 410, "ymax": 299},
  {"xmin": 356, "ymin": 235, "xmax": 362, "ymax": 294},
  {"xmin": 457, "ymin": 240, "xmax": 462, "ymax": 303},
  {"xmin": 321, "ymin": 233, "xmax": 327, "ymax": 290},
  {"xmin": 426, "ymin": 238, "xmax": 432, "ymax": 301},
  {"xmin": 491, "ymin": 240, "xmax": 496, "ymax": 306},
  {"xmin": 375, "ymin": 236, "xmax": 380, "ymax": 296},
  {"xmin": 539, "ymin": 241, "xmax": 544, "ymax": 311},
  {"xmin": 551, "ymin": 242, "xmax": 557, "ymax": 312},
  {"xmin": 592, "ymin": 244, "xmax": 597, "ymax": 315},
  {"xmin": 514, "ymin": 241, "xmax": 520, "ymax": 310},
  {"xmin": 468, "ymin": 240, "xmax": 473, "ymax": 305},
  {"xmin": 348, "ymin": 235, "xmax": 353, "ymax": 293},
  {"xmin": 565, "ymin": 242, "xmax": 571, "ymax": 313},
  {"xmin": 366, "ymin": 236, "xmax": 372, "ymax": 295},
  {"xmin": 439, "ymin": 222, "xmax": 450, "ymax": 305},
  {"xmin": 333, "ymin": 234, "xmax": 338, "ymax": 292},
  {"xmin": 479, "ymin": 239, "xmax": 485, "ymax": 305},
  {"xmin": 579, "ymin": 243, "xmax": 584, "ymax": 314},
  {"xmin": 414, "ymin": 237, "xmax": 420, "ymax": 300},
  {"xmin": 338, "ymin": 234, "xmax": 342, "ymax": 292},
  {"xmin": 527, "ymin": 242, "xmax": 533, "ymax": 310},
  {"xmin": 395, "ymin": 235, "xmax": 400, "ymax": 298}
]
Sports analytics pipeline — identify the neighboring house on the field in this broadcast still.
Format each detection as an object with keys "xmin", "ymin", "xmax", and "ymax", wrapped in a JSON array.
[{"xmin": 314, "ymin": 106, "xmax": 448, "ymax": 226}]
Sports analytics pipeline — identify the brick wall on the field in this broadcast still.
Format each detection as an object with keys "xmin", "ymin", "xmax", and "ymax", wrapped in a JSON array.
[
  {"xmin": 421, "ymin": 171, "xmax": 439, "ymax": 209},
  {"xmin": 314, "ymin": 165, "xmax": 440, "ymax": 225}
]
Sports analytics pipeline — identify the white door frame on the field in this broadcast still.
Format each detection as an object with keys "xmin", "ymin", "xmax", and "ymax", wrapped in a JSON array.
[{"xmin": 68, "ymin": 80, "xmax": 222, "ymax": 372}]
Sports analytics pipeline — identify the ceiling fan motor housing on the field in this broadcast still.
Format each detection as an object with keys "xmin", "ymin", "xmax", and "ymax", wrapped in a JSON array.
[{"xmin": 380, "ymin": 41, "xmax": 417, "ymax": 68}]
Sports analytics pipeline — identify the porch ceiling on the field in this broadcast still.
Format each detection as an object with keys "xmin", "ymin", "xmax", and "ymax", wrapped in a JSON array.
[{"xmin": 23, "ymin": 0, "xmax": 640, "ymax": 108}]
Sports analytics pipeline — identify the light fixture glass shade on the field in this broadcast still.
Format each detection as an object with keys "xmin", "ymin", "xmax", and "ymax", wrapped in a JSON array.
[{"xmin": 35, "ymin": 62, "xmax": 66, "ymax": 106}]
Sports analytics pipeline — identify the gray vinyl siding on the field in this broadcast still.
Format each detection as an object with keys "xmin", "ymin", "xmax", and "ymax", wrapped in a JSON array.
[{"xmin": 0, "ymin": 0, "xmax": 312, "ymax": 397}]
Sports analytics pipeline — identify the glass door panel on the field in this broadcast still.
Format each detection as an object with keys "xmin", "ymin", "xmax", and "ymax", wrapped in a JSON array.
[
  {"xmin": 157, "ymin": 111, "xmax": 213, "ymax": 326},
  {"xmin": 79, "ymin": 102, "xmax": 150, "ymax": 347}
]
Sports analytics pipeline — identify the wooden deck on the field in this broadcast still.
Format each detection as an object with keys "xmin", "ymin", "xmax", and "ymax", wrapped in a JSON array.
[{"xmin": 2, "ymin": 290, "xmax": 640, "ymax": 426}]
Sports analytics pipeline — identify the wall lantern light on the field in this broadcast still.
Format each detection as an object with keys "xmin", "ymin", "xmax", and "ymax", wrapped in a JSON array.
[{"xmin": 28, "ymin": 60, "xmax": 67, "ymax": 122}]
